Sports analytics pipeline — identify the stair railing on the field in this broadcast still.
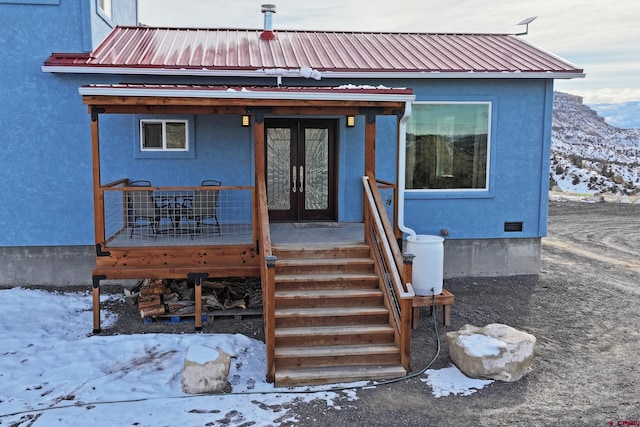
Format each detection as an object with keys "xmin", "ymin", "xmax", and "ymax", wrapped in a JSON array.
[
  {"xmin": 362, "ymin": 174, "xmax": 415, "ymax": 371},
  {"xmin": 256, "ymin": 173, "xmax": 276, "ymax": 383}
]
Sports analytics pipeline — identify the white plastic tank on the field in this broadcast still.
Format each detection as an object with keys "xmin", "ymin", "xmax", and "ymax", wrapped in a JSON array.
[{"xmin": 406, "ymin": 234, "xmax": 444, "ymax": 296}]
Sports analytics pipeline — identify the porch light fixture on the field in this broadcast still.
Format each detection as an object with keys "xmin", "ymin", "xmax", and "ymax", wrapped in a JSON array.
[
  {"xmin": 346, "ymin": 115, "xmax": 355, "ymax": 127},
  {"xmin": 242, "ymin": 114, "xmax": 251, "ymax": 127}
]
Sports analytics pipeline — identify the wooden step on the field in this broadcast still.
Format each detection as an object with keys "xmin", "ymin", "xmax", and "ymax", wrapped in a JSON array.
[
  {"xmin": 274, "ymin": 306, "xmax": 389, "ymax": 328},
  {"xmin": 275, "ymin": 324, "xmax": 395, "ymax": 346},
  {"xmin": 275, "ymin": 258, "xmax": 374, "ymax": 275},
  {"xmin": 273, "ymin": 242, "xmax": 371, "ymax": 260},
  {"xmin": 275, "ymin": 288, "xmax": 384, "ymax": 309},
  {"xmin": 269, "ymin": 241, "xmax": 406, "ymax": 387},
  {"xmin": 275, "ymin": 365, "xmax": 407, "ymax": 387},
  {"xmin": 275, "ymin": 343, "xmax": 400, "ymax": 369},
  {"xmin": 275, "ymin": 272, "xmax": 379, "ymax": 290}
]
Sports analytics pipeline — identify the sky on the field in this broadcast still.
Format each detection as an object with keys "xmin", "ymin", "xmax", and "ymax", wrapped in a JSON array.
[
  {"xmin": 137, "ymin": 0, "xmax": 640, "ymax": 105},
  {"xmin": 0, "ymin": 288, "xmax": 492, "ymax": 426}
]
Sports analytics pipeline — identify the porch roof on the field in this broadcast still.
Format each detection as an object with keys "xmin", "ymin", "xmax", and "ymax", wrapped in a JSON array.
[
  {"xmin": 79, "ymin": 84, "xmax": 415, "ymax": 103},
  {"xmin": 44, "ymin": 26, "xmax": 584, "ymax": 80}
]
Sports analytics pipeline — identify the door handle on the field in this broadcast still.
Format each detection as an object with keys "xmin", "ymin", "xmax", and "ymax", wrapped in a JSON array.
[
  {"xmin": 292, "ymin": 166, "xmax": 297, "ymax": 193},
  {"xmin": 299, "ymin": 166, "xmax": 304, "ymax": 193}
]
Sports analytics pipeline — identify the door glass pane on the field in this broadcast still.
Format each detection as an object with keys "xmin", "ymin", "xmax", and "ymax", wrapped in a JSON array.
[
  {"xmin": 304, "ymin": 128, "xmax": 329, "ymax": 210},
  {"xmin": 267, "ymin": 128, "xmax": 291, "ymax": 210}
]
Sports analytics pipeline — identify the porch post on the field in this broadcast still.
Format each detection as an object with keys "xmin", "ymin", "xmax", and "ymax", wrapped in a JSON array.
[
  {"xmin": 394, "ymin": 114, "xmax": 402, "ymax": 240},
  {"xmin": 253, "ymin": 114, "xmax": 266, "ymax": 243},
  {"xmin": 363, "ymin": 113, "xmax": 376, "ymax": 175},
  {"xmin": 90, "ymin": 107, "xmax": 105, "ymax": 246},
  {"xmin": 90, "ymin": 107, "xmax": 104, "ymax": 335}
]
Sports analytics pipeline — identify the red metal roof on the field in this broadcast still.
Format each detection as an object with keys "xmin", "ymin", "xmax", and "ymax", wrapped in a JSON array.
[{"xmin": 45, "ymin": 26, "xmax": 583, "ymax": 77}]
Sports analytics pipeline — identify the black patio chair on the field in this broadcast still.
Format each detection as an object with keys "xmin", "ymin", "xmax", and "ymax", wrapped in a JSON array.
[
  {"xmin": 188, "ymin": 179, "xmax": 221, "ymax": 238},
  {"xmin": 127, "ymin": 180, "xmax": 160, "ymax": 238}
]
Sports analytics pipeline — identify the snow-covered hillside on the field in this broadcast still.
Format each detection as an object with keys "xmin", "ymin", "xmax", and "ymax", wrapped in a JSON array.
[{"xmin": 550, "ymin": 92, "xmax": 640, "ymax": 196}]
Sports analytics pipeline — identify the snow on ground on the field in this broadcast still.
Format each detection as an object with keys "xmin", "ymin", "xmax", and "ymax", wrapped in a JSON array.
[
  {"xmin": 0, "ymin": 288, "xmax": 490, "ymax": 426},
  {"xmin": 423, "ymin": 366, "xmax": 493, "ymax": 398}
]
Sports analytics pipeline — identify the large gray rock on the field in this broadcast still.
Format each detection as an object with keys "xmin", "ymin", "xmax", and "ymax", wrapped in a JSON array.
[
  {"xmin": 446, "ymin": 323, "xmax": 536, "ymax": 382},
  {"xmin": 181, "ymin": 345, "xmax": 231, "ymax": 394}
]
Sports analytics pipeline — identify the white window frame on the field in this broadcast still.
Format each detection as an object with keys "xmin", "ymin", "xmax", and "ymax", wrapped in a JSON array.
[
  {"xmin": 405, "ymin": 101, "xmax": 492, "ymax": 193},
  {"xmin": 97, "ymin": 0, "xmax": 111, "ymax": 18},
  {"xmin": 140, "ymin": 119, "xmax": 189, "ymax": 152}
]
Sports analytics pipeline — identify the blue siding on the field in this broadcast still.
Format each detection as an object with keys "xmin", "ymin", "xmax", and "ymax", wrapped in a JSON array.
[
  {"xmin": 0, "ymin": 0, "xmax": 137, "ymax": 246},
  {"xmin": 0, "ymin": 1, "xmax": 555, "ymax": 248},
  {"xmin": 400, "ymin": 79, "xmax": 553, "ymax": 239}
]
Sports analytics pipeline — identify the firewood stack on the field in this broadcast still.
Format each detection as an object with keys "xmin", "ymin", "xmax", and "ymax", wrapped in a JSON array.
[
  {"xmin": 133, "ymin": 277, "xmax": 262, "ymax": 319},
  {"xmin": 138, "ymin": 279, "xmax": 169, "ymax": 318}
]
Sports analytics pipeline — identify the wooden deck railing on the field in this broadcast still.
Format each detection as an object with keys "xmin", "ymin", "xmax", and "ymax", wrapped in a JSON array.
[
  {"xmin": 255, "ymin": 173, "xmax": 276, "ymax": 383},
  {"xmin": 99, "ymin": 179, "xmax": 254, "ymax": 247},
  {"xmin": 362, "ymin": 173, "xmax": 415, "ymax": 370}
]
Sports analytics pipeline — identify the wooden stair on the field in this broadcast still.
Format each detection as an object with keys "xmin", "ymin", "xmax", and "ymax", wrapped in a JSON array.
[{"xmin": 272, "ymin": 242, "xmax": 406, "ymax": 387}]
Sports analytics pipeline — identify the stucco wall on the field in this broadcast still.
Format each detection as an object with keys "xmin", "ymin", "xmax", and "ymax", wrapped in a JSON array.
[
  {"xmin": 375, "ymin": 78, "xmax": 554, "ymax": 241},
  {"xmin": 0, "ymin": 1, "xmax": 554, "ymax": 253},
  {"xmin": 0, "ymin": 0, "xmax": 137, "ymax": 247}
]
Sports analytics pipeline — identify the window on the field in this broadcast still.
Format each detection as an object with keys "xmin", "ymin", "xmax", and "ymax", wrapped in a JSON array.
[
  {"xmin": 97, "ymin": 0, "xmax": 111, "ymax": 18},
  {"xmin": 405, "ymin": 102, "xmax": 490, "ymax": 190},
  {"xmin": 140, "ymin": 120, "xmax": 188, "ymax": 151}
]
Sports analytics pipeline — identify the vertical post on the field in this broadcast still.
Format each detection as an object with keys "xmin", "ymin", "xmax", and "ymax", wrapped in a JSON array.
[
  {"xmin": 90, "ymin": 107, "xmax": 105, "ymax": 246},
  {"xmin": 253, "ymin": 113, "xmax": 266, "ymax": 245},
  {"xmin": 188, "ymin": 273, "xmax": 209, "ymax": 331},
  {"xmin": 394, "ymin": 115, "xmax": 402, "ymax": 240},
  {"xmin": 264, "ymin": 255, "xmax": 277, "ymax": 383},
  {"xmin": 402, "ymin": 253, "xmax": 415, "ymax": 293},
  {"xmin": 364, "ymin": 114, "xmax": 376, "ymax": 176},
  {"xmin": 400, "ymin": 253, "xmax": 415, "ymax": 370},
  {"xmin": 362, "ymin": 109, "xmax": 377, "ymax": 244},
  {"xmin": 92, "ymin": 275, "xmax": 105, "ymax": 334},
  {"xmin": 195, "ymin": 279, "xmax": 202, "ymax": 331},
  {"xmin": 90, "ymin": 107, "xmax": 105, "ymax": 336}
]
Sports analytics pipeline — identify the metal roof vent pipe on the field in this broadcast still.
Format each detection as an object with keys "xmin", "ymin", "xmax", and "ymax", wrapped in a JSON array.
[{"xmin": 260, "ymin": 4, "xmax": 277, "ymax": 40}]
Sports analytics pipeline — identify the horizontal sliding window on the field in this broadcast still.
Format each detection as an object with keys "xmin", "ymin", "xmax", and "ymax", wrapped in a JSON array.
[
  {"xmin": 406, "ymin": 102, "xmax": 490, "ymax": 190},
  {"xmin": 140, "ymin": 120, "xmax": 188, "ymax": 151}
]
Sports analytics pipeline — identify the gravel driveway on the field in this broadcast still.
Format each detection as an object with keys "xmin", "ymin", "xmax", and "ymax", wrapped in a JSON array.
[
  {"xmin": 100, "ymin": 200, "xmax": 640, "ymax": 426},
  {"xmin": 286, "ymin": 200, "xmax": 640, "ymax": 426}
]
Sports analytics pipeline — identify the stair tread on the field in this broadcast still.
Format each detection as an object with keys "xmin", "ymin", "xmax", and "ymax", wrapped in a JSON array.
[
  {"xmin": 275, "ymin": 324, "xmax": 394, "ymax": 337},
  {"xmin": 275, "ymin": 306, "xmax": 389, "ymax": 317},
  {"xmin": 276, "ymin": 343, "xmax": 399, "ymax": 357},
  {"xmin": 275, "ymin": 289, "xmax": 383, "ymax": 298},
  {"xmin": 276, "ymin": 272, "xmax": 379, "ymax": 281},
  {"xmin": 275, "ymin": 365, "xmax": 406, "ymax": 385},
  {"xmin": 273, "ymin": 242, "xmax": 369, "ymax": 251},
  {"xmin": 277, "ymin": 258, "xmax": 374, "ymax": 266}
]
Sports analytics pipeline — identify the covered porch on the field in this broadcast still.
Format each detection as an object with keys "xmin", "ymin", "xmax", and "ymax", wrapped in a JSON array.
[{"xmin": 84, "ymin": 84, "xmax": 417, "ymax": 385}]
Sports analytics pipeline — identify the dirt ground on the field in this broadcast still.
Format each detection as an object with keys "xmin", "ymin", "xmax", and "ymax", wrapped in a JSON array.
[{"xmin": 95, "ymin": 200, "xmax": 640, "ymax": 426}]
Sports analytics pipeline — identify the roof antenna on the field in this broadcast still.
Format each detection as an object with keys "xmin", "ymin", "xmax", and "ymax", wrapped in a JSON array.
[
  {"xmin": 260, "ymin": 4, "xmax": 277, "ymax": 40},
  {"xmin": 515, "ymin": 16, "xmax": 537, "ymax": 36}
]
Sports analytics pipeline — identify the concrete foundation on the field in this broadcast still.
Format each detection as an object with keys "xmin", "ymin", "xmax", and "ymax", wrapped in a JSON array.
[
  {"xmin": 0, "ymin": 245, "xmax": 95, "ymax": 287},
  {"xmin": 0, "ymin": 237, "xmax": 541, "ymax": 287},
  {"xmin": 443, "ymin": 238, "xmax": 541, "ymax": 278}
]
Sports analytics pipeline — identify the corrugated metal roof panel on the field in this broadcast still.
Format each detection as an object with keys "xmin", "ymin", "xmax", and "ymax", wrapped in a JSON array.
[{"xmin": 47, "ymin": 26, "xmax": 583, "ymax": 76}]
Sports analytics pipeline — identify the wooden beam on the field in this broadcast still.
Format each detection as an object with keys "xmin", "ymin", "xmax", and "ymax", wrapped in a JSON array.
[
  {"xmin": 82, "ymin": 95, "xmax": 405, "ymax": 111},
  {"xmin": 92, "ymin": 266, "xmax": 261, "ymax": 280},
  {"xmin": 94, "ymin": 245, "xmax": 258, "ymax": 269}
]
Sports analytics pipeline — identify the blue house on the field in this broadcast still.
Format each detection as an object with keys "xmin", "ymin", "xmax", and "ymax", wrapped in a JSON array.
[{"xmin": 1, "ymin": 1, "xmax": 583, "ymax": 385}]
